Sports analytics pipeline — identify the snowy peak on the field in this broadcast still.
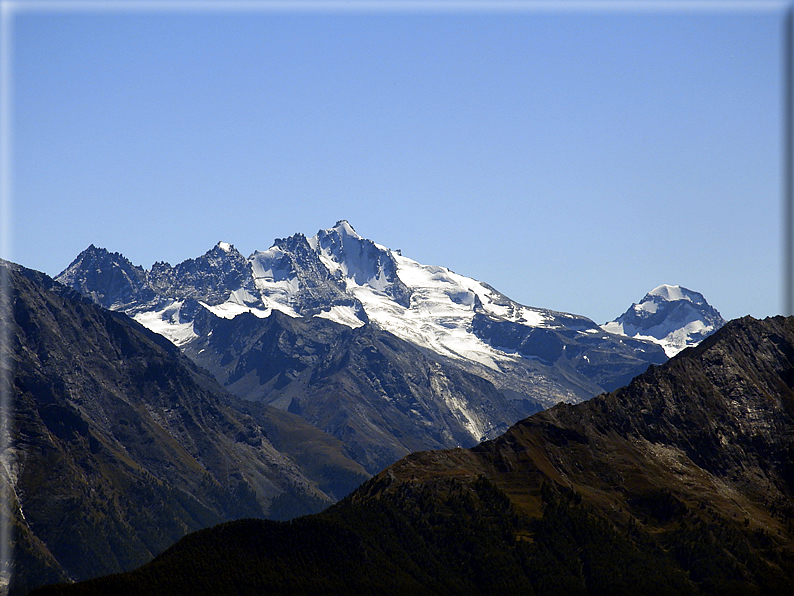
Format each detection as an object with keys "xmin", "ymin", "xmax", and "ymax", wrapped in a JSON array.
[
  {"xmin": 645, "ymin": 284, "xmax": 708, "ymax": 308},
  {"xmin": 602, "ymin": 284, "xmax": 725, "ymax": 357},
  {"xmin": 312, "ymin": 222, "xmax": 412, "ymax": 308},
  {"xmin": 57, "ymin": 222, "xmax": 673, "ymax": 406},
  {"xmin": 330, "ymin": 219, "xmax": 361, "ymax": 239},
  {"xmin": 630, "ymin": 285, "xmax": 718, "ymax": 324}
]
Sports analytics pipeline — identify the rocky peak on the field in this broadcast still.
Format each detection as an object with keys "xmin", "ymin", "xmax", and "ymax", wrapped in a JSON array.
[
  {"xmin": 250, "ymin": 232, "xmax": 363, "ymax": 318},
  {"xmin": 145, "ymin": 242, "xmax": 256, "ymax": 306},
  {"xmin": 55, "ymin": 244, "xmax": 152, "ymax": 310}
]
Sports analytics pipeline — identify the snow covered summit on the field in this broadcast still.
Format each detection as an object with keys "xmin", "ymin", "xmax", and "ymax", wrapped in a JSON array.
[
  {"xmin": 57, "ymin": 221, "xmax": 671, "ymax": 406},
  {"xmin": 601, "ymin": 284, "xmax": 725, "ymax": 357}
]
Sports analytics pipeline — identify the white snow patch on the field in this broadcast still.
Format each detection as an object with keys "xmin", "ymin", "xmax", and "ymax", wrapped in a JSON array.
[
  {"xmin": 656, "ymin": 319, "xmax": 711, "ymax": 357},
  {"xmin": 228, "ymin": 287, "xmax": 261, "ymax": 306},
  {"xmin": 332, "ymin": 219, "xmax": 361, "ymax": 239},
  {"xmin": 517, "ymin": 307, "xmax": 546, "ymax": 327},
  {"xmin": 648, "ymin": 284, "xmax": 688, "ymax": 302},
  {"xmin": 335, "ymin": 254, "xmax": 526, "ymax": 370},
  {"xmin": 200, "ymin": 300, "xmax": 272, "ymax": 320},
  {"xmin": 315, "ymin": 305, "xmax": 366, "ymax": 328},
  {"xmin": 133, "ymin": 301, "xmax": 197, "ymax": 346},
  {"xmin": 635, "ymin": 301, "xmax": 658, "ymax": 314},
  {"xmin": 317, "ymin": 251, "xmax": 341, "ymax": 276},
  {"xmin": 249, "ymin": 247, "xmax": 302, "ymax": 305}
]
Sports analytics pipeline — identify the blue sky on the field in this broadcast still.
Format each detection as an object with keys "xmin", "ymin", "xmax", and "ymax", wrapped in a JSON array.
[{"xmin": 6, "ymin": 1, "xmax": 785, "ymax": 323}]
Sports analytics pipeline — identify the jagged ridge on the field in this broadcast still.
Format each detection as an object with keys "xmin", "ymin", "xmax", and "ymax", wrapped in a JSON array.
[{"xmin": 56, "ymin": 221, "xmax": 672, "ymax": 409}]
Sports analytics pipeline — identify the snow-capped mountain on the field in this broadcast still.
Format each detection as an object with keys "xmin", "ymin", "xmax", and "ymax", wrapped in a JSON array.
[
  {"xmin": 58, "ymin": 221, "xmax": 668, "ymax": 408},
  {"xmin": 55, "ymin": 221, "xmax": 681, "ymax": 478},
  {"xmin": 601, "ymin": 284, "xmax": 725, "ymax": 357}
]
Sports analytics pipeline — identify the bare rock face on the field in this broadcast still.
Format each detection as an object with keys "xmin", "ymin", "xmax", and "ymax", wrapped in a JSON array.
[
  {"xmin": 54, "ymin": 244, "xmax": 154, "ymax": 310},
  {"xmin": 147, "ymin": 242, "xmax": 258, "ymax": 307},
  {"xmin": 471, "ymin": 311, "xmax": 667, "ymax": 391},
  {"xmin": 251, "ymin": 232, "xmax": 364, "ymax": 318}
]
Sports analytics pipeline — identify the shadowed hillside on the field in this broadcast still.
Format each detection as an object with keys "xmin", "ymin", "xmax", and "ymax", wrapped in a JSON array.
[
  {"xmin": 1, "ymin": 262, "xmax": 368, "ymax": 595},
  {"xmin": 33, "ymin": 316, "xmax": 794, "ymax": 595}
]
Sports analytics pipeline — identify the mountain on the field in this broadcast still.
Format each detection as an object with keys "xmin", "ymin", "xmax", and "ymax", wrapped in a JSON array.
[
  {"xmin": 1, "ymin": 261, "xmax": 368, "ymax": 595},
  {"xmin": 37, "ymin": 315, "xmax": 794, "ymax": 595},
  {"xmin": 53, "ymin": 244, "xmax": 155, "ymax": 311},
  {"xmin": 55, "ymin": 242, "xmax": 257, "ymax": 313},
  {"xmin": 602, "ymin": 284, "xmax": 726, "ymax": 357},
  {"xmin": 55, "ymin": 222, "xmax": 673, "ymax": 476},
  {"xmin": 57, "ymin": 221, "xmax": 671, "ymax": 407},
  {"xmin": 182, "ymin": 307, "xmax": 534, "ymax": 474}
]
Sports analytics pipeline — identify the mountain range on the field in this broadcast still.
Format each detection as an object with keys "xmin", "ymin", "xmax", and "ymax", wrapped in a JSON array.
[
  {"xmin": 5, "ymin": 222, "xmax": 729, "ymax": 593},
  {"xmin": 56, "ymin": 221, "xmax": 678, "ymax": 404},
  {"xmin": 33, "ymin": 314, "xmax": 794, "ymax": 595},
  {"xmin": 54, "ymin": 221, "xmax": 722, "ymax": 473}
]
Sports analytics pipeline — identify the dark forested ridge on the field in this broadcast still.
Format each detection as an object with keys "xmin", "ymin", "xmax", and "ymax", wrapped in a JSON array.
[{"xmin": 34, "ymin": 315, "xmax": 794, "ymax": 595}]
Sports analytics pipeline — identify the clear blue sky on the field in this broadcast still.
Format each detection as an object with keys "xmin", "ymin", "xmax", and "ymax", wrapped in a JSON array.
[{"xmin": 7, "ymin": 1, "xmax": 786, "ymax": 323}]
